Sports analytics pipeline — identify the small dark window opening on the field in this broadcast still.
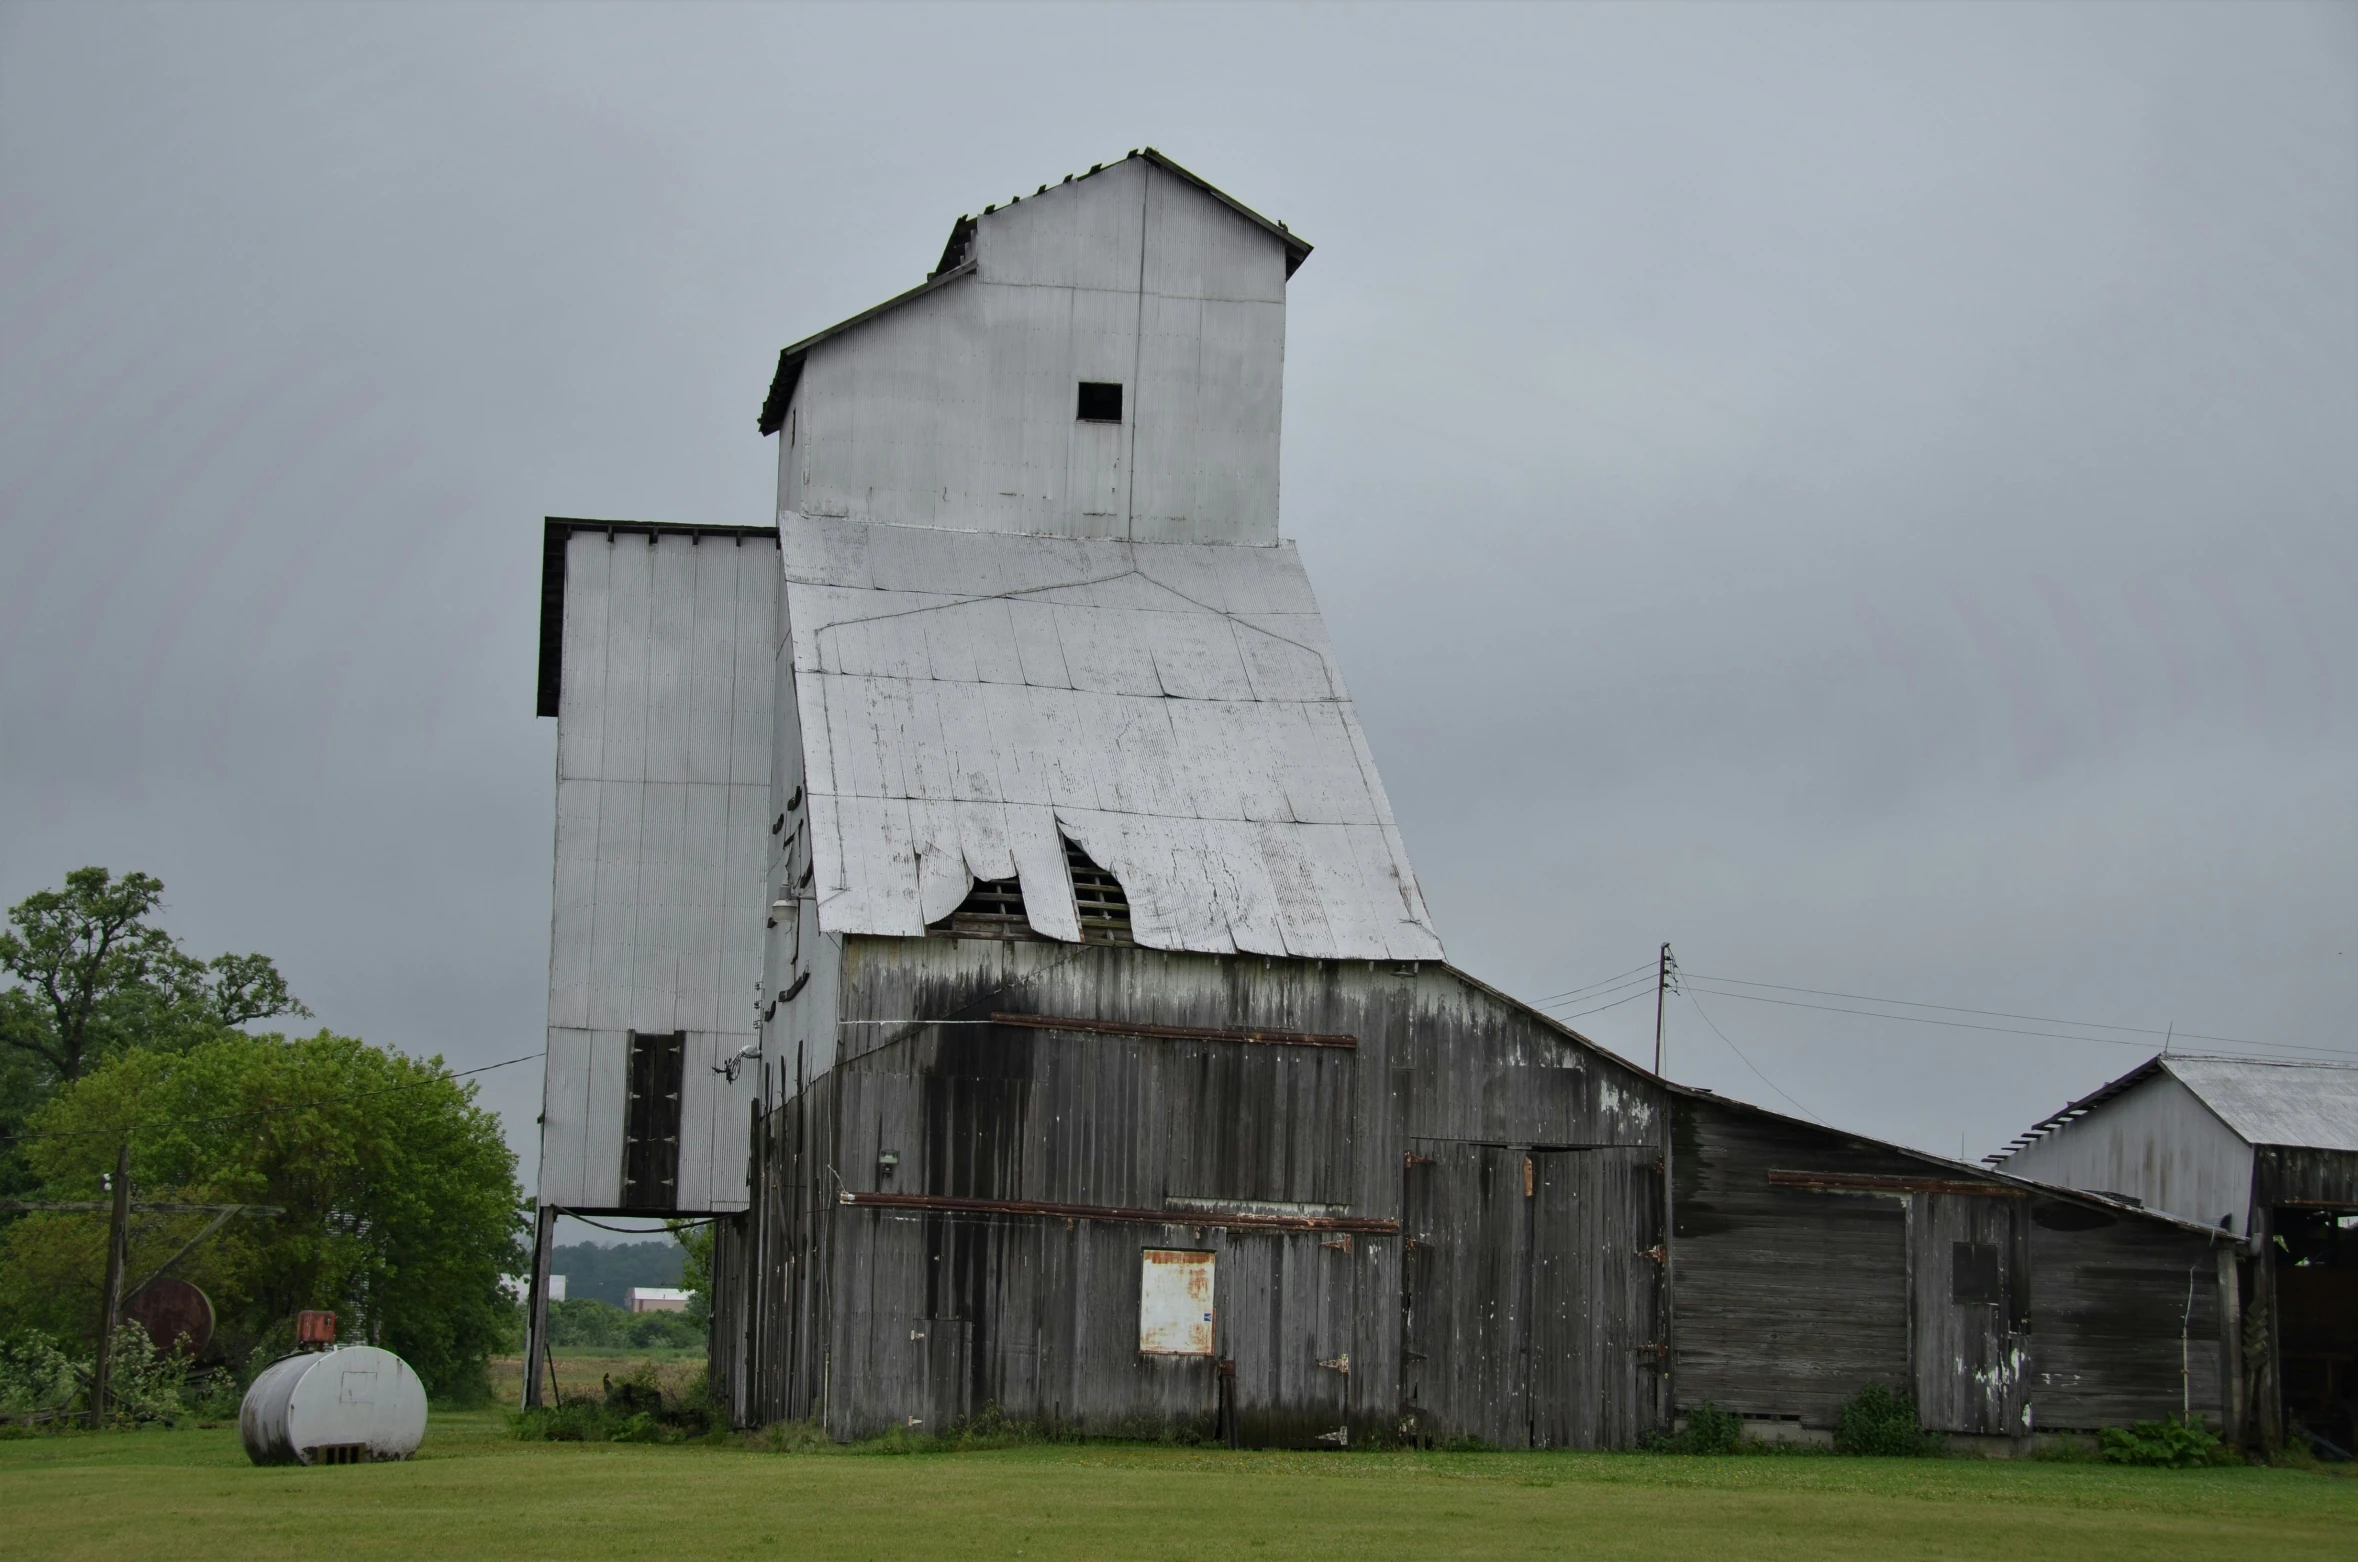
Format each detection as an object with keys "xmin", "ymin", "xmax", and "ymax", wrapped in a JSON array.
[
  {"xmin": 1065, "ymin": 837, "xmax": 1133, "ymax": 946},
  {"xmin": 1951, "ymin": 1241, "xmax": 2003, "ymax": 1306},
  {"xmin": 1077, "ymin": 381, "xmax": 1123, "ymax": 423},
  {"xmin": 621, "ymin": 1031, "xmax": 686, "ymax": 1211},
  {"xmin": 928, "ymin": 876, "xmax": 1035, "ymax": 941}
]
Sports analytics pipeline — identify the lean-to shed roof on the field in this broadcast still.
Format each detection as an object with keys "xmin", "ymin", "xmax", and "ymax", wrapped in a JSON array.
[{"xmin": 784, "ymin": 513, "xmax": 1444, "ymax": 962}]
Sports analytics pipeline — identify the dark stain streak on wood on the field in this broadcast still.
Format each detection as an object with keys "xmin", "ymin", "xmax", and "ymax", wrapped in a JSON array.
[{"xmin": 991, "ymin": 1013, "xmax": 1358, "ymax": 1048}]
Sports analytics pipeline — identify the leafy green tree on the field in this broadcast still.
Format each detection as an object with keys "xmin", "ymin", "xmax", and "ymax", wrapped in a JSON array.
[
  {"xmin": 1, "ymin": 1030, "xmax": 525, "ymax": 1403},
  {"xmin": 0, "ymin": 867, "xmax": 308, "ymax": 1085},
  {"xmin": 667, "ymin": 1217, "xmax": 716, "ymax": 1326}
]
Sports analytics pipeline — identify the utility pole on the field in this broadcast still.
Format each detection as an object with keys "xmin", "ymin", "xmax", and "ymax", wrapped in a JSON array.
[
  {"xmin": 1653, "ymin": 943, "xmax": 1678, "ymax": 1077},
  {"xmin": 92, "ymin": 1137, "xmax": 130, "ymax": 1428}
]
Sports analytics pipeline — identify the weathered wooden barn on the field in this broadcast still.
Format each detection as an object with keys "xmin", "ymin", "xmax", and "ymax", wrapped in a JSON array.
[
  {"xmin": 1991, "ymin": 1054, "xmax": 2358, "ymax": 1452},
  {"xmin": 528, "ymin": 150, "xmax": 2249, "ymax": 1450}
]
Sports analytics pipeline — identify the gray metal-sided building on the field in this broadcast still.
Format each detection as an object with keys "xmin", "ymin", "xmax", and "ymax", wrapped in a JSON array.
[
  {"xmin": 527, "ymin": 150, "xmax": 2251, "ymax": 1450},
  {"xmin": 1991, "ymin": 1053, "xmax": 2358, "ymax": 1451}
]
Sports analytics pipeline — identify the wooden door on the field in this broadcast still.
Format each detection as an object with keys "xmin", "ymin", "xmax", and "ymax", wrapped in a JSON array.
[
  {"xmin": 1911, "ymin": 1192, "xmax": 2029, "ymax": 1435},
  {"xmin": 1528, "ymin": 1147, "xmax": 1666, "ymax": 1448},
  {"xmin": 1400, "ymin": 1142, "xmax": 1530, "ymax": 1446}
]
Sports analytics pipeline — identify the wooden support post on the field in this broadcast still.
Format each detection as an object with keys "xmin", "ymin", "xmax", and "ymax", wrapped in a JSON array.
[
  {"xmin": 522, "ymin": 1203, "xmax": 557, "ymax": 1410},
  {"xmin": 92, "ymin": 1138, "xmax": 131, "ymax": 1428}
]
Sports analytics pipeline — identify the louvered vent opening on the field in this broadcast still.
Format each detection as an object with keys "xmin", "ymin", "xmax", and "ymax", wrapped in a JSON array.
[
  {"xmin": 1064, "ymin": 837, "xmax": 1134, "ymax": 946},
  {"xmin": 928, "ymin": 876, "xmax": 1035, "ymax": 940},
  {"xmin": 620, "ymin": 1031, "xmax": 685, "ymax": 1211}
]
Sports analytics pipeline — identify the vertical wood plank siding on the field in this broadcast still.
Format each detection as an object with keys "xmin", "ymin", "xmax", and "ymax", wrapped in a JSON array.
[
  {"xmin": 1673, "ymin": 1097, "xmax": 2229, "ymax": 1436},
  {"xmin": 1671, "ymin": 1102, "xmax": 1916, "ymax": 1424},
  {"xmin": 713, "ymin": 938, "xmax": 2236, "ymax": 1446},
  {"xmin": 2024, "ymin": 1199, "xmax": 2225, "ymax": 1430}
]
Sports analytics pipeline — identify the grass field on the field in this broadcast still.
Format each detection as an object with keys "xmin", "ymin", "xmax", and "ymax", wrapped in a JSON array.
[{"xmin": 5, "ymin": 1408, "xmax": 2352, "ymax": 1562}]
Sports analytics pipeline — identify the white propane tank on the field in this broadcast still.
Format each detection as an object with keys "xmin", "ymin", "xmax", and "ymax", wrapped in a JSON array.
[{"xmin": 239, "ymin": 1344, "xmax": 428, "ymax": 1465}]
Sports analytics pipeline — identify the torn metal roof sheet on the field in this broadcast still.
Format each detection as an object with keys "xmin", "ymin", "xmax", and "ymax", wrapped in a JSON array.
[
  {"xmin": 2162, "ymin": 1054, "xmax": 2358, "ymax": 1152},
  {"xmin": 783, "ymin": 514, "xmax": 1444, "ymax": 962}
]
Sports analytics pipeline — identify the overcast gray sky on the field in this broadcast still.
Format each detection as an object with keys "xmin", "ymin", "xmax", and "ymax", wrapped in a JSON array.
[{"xmin": 4, "ymin": 1, "xmax": 2352, "ymax": 1199}]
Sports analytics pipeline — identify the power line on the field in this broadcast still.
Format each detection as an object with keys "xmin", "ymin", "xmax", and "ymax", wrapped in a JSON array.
[
  {"xmin": 1536, "ymin": 971, "xmax": 1658, "ymax": 1012},
  {"xmin": 1683, "ymin": 971, "xmax": 2298, "ymax": 1053},
  {"xmin": 1530, "ymin": 962, "xmax": 1657, "ymax": 1007},
  {"xmin": 1679, "ymin": 983, "xmax": 2355, "ymax": 1060},
  {"xmin": 1683, "ymin": 991, "xmax": 1829, "ymax": 1126},
  {"xmin": 1552, "ymin": 986, "xmax": 1659, "ymax": 1023},
  {"xmin": 0, "ymin": 1049, "xmax": 547, "ymax": 1146}
]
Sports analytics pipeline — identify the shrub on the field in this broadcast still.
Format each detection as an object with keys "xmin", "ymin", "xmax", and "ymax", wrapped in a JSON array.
[
  {"xmin": 1644, "ymin": 1402, "xmax": 1744, "ymax": 1455},
  {"xmin": 507, "ymin": 1361, "xmax": 714, "ymax": 1443},
  {"xmin": 2099, "ymin": 1416, "xmax": 2230, "ymax": 1468},
  {"xmin": 1834, "ymin": 1384, "xmax": 1940, "ymax": 1457}
]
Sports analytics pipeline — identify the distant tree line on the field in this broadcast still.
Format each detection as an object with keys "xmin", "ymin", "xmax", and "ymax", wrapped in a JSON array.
[{"xmin": 0, "ymin": 868, "xmax": 523, "ymax": 1406}]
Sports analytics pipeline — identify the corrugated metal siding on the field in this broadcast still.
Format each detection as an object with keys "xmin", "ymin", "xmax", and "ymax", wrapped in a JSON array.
[
  {"xmin": 2169, "ymin": 1057, "xmax": 2358, "ymax": 1154},
  {"xmin": 789, "ymin": 156, "xmax": 1287, "ymax": 544},
  {"xmin": 783, "ymin": 515, "xmax": 1444, "ymax": 962},
  {"xmin": 1996, "ymin": 1069, "xmax": 2254, "ymax": 1233},
  {"xmin": 539, "ymin": 528, "xmax": 773, "ymax": 1213}
]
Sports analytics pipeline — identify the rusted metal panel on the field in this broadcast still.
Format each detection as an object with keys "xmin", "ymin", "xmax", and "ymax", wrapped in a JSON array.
[{"xmin": 1138, "ymin": 1249, "xmax": 1216, "ymax": 1354}]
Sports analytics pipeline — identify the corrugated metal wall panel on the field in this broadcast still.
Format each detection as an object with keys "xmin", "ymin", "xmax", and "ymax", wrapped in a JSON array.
[{"xmin": 539, "ymin": 529, "xmax": 775, "ymax": 1213}]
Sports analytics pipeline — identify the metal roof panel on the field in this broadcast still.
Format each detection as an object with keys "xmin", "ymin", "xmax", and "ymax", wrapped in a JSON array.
[{"xmin": 782, "ymin": 514, "xmax": 1443, "ymax": 962}]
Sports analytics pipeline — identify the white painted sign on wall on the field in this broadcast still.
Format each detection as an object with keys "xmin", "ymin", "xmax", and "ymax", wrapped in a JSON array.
[{"xmin": 1138, "ymin": 1249, "xmax": 1216, "ymax": 1356}]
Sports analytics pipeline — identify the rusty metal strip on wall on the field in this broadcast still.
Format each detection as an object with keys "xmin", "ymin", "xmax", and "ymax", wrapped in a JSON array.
[
  {"xmin": 838, "ymin": 1188, "xmax": 1397, "ymax": 1234},
  {"xmin": 1766, "ymin": 1169, "xmax": 2026, "ymax": 1197}
]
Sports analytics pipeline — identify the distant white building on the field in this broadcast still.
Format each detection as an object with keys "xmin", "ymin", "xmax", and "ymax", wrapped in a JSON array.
[{"xmin": 627, "ymin": 1287, "xmax": 694, "ymax": 1315}]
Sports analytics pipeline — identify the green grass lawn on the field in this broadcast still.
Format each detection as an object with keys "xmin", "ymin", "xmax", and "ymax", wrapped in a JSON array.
[{"xmin": 4, "ymin": 1410, "xmax": 2352, "ymax": 1562}]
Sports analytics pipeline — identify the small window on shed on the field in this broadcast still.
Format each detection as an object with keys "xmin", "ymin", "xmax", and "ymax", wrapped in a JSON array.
[
  {"xmin": 927, "ymin": 876, "xmax": 1034, "ymax": 941},
  {"xmin": 1139, "ymin": 1249, "xmax": 1215, "ymax": 1355},
  {"xmin": 1064, "ymin": 837, "xmax": 1133, "ymax": 945},
  {"xmin": 621, "ymin": 1032, "xmax": 686, "ymax": 1211},
  {"xmin": 1076, "ymin": 381, "xmax": 1123, "ymax": 423},
  {"xmin": 1951, "ymin": 1241, "xmax": 2003, "ymax": 1306}
]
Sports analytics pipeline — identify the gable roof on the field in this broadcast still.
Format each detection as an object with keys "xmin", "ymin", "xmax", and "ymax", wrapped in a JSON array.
[
  {"xmin": 1430, "ymin": 964, "xmax": 2234, "ymax": 1242},
  {"xmin": 2163, "ymin": 1054, "xmax": 2358, "ymax": 1152},
  {"xmin": 1989, "ymin": 1051, "xmax": 2358, "ymax": 1163},
  {"xmin": 758, "ymin": 149, "xmax": 1311, "ymax": 435},
  {"xmin": 782, "ymin": 513, "xmax": 1442, "ymax": 962}
]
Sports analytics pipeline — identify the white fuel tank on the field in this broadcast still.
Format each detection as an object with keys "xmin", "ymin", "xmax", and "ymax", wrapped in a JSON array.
[{"xmin": 239, "ymin": 1345, "xmax": 427, "ymax": 1465}]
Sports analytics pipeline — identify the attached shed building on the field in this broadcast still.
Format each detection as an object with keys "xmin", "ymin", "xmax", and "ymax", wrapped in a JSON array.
[
  {"xmin": 528, "ymin": 151, "xmax": 2249, "ymax": 1450},
  {"xmin": 1992, "ymin": 1054, "xmax": 2358, "ymax": 1451}
]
